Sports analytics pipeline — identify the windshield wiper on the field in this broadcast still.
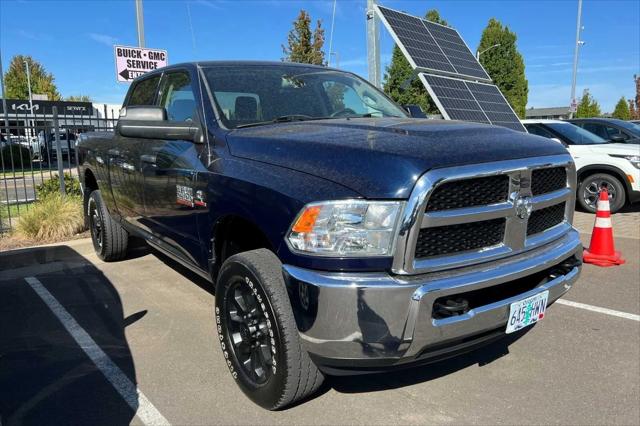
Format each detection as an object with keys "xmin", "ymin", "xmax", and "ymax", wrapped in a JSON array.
[{"xmin": 235, "ymin": 115, "xmax": 331, "ymax": 129}]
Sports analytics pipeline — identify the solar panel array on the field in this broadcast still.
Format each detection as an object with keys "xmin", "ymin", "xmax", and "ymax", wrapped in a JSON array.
[
  {"xmin": 419, "ymin": 74, "xmax": 526, "ymax": 132},
  {"xmin": 375, "ymin": 4, "xmax": 525, "ymax": 132},
  {"xmin": 376, "ymin": 5, "xmax": 490, "ymax": 81}
]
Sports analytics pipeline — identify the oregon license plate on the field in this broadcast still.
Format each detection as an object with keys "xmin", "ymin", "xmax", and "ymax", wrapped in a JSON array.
[{"xmin": 506, "ymin": 290, "xmax": 549, "ymax": 334}]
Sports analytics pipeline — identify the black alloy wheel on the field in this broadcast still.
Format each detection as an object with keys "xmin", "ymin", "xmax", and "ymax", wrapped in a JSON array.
[
  {"xmin": 88, "ymin": 197, "xmax": 104, "ymax": 252},
  {"xmin": 223, "ymin": 279, "xmax": 273, "ymax": 385}
]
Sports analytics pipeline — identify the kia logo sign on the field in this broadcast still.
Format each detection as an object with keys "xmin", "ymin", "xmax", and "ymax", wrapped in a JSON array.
[{"xmin": 11, "ymin": 103, "xmax": 40, "ymax": 112}]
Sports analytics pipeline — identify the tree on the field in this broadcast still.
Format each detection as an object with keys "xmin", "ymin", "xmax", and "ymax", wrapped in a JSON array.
[
  {"xmin": 631, "ymin": 74, "xmax": 640, "ymax": 120},
  {"xmin": 4, "ymin": 55, "xmax": 60, "ymax": 101},
  {"xmin": 612, "ymin": 96, "xmax": 630, "ymax": 120},
  {"xmin": 383, "ymin": 10, "xmax": 448, "ymax": 114},
  {"xmin": 282, "ymin": 10, "xmax": 326, "ymax": 65},
  {"xmin": 477, "ymin": 18, "xmax": 528, "ymax": 118},
  {"xmin": 575, "ymin": 90, "xmax": 601, "ymax": 118},
  {"xmin": 66, "ymin": 95, "xmax": 93, "ymax": 102}
]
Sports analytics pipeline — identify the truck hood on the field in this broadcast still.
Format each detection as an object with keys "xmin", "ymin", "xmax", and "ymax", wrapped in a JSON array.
[{"xmin": 226, "ymin": 118, "xmax": 568, "ymax": 199}]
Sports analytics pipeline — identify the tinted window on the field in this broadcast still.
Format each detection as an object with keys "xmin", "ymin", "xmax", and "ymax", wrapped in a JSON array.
[
  {"xmin": 128, "ymin": 76, "xmax": 160, "ymax": 106},
  {"xmin": 546, "ymin": 122, "xmax": 607, "ymax": 145},
  {"xmin": 582, "ymin": 123, "xmax": 609, "ymax": 139},
  {"xmin": 159, "ymin": 72, "xmax": 197, "ymax": 122},
  {"xmin": 526, "ymin": 124, "xmax": 556, "ymax": 139}
]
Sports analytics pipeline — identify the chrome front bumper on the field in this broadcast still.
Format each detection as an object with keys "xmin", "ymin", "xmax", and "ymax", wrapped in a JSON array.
[{"xmin": 283, "ymin": 229, "xmax": 582, "ymax": 371}]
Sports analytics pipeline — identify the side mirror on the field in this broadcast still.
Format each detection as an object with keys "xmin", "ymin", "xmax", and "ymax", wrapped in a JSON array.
[
  {"xmin": 551, "ymin": 137, "xmax": 566, "ymax": 146},
  {"xmin": 117, "ymin": 106, "xmax": 200, "ymax": 142},
  {"xmin": 610, "ymin": 134, "xmax": 626, "ymax": 142},
  {"xmin": 403, "ymin": 104, "xmax": 426, "ymax": 118}
]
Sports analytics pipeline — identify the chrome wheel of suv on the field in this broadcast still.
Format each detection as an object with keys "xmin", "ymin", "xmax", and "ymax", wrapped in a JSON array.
[{"xmin": 578, "ymin": 173, "xmax": 626, "ymax": 213}]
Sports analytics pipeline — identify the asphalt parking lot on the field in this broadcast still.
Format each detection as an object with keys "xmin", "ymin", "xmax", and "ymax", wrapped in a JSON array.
[{"xmin": 1, "ymin": 213, "xmax": 639, "ymax": 425}]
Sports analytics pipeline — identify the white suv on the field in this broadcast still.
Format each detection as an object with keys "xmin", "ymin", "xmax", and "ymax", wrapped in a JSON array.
[{"xmin": 523, "ymin": 119, "xmax": 640, "ymax": 213}]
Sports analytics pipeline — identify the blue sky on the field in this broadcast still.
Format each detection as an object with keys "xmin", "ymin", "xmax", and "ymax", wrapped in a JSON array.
[{"xmin": 1, "ymin": 0, "xmax": 638, "ymax": 112}]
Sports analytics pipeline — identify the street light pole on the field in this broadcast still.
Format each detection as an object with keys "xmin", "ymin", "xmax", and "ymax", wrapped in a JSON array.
[
  {"xmin": 135, "ymin": 0, "xmax": 145, "ymax": 48},
  {"xmin": 569, "ymin": 0, "xmax": 584, "ymax": 119},
  {"xmin": 24, "ymin": 60, "xmax": 34, "ymax": 137},
  {"xmin": 24, "ymin": 60, "xmax": 34, "ymax": 113},
  {"xmin": 476, "ymin": 43, "xmax": 500, "ymax": 60},
  {"xmin": 366, "ymin": 0, "xmax": 381, "ymax": 88}
]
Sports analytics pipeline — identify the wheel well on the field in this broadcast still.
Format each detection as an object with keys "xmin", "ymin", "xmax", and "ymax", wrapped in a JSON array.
[
  {"xmin": 211, "ymin": 215, "xmax": 274, "ymax": 277},
  {"xmin": 84, "ymin": 168, "xmax": 98, "ymax": 193}
]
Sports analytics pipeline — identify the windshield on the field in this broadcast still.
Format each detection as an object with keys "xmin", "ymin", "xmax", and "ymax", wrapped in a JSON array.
[
  {"xmin": 203, "ymin": 65, "xmax": 407, "ymax": 129},
  {"xmin": 545, "ymin": 122, "xmax": 608, "ymax": 145}
]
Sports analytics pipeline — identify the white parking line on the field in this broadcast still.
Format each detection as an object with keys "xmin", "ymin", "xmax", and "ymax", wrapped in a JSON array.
[
  {"xmin": 25, "ymin": 276, "xmax": 170, "ymax": 426},
  {"xmin": 556, "ymin": 299, "xmax": 640, "ymax": 322}
]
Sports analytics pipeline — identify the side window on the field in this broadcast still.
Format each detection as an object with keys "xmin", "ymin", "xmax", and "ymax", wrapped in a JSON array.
[
  {"xmin": 583, "ymin": 123, "xmax": 609, "ymax": 139},
  {"xmin": 605, "ymin": 126, "xmax": 627, "ymax": 140},
  {"xmin": 159, "ymin": 71, "xmax": 197, "ymax": 122},
  {"xmin": 128, "ymin": 76, "xmax": 160, "ymax": 106}
]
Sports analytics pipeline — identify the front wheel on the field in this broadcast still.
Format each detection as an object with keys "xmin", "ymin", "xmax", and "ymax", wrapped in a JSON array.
[
  {"xmin": 578, "ymin": 173, "xmax": 626, "ymax": 213},
  {"xmin": 215, "ymin": 249, "xmax": 324, "ymax": 410}
]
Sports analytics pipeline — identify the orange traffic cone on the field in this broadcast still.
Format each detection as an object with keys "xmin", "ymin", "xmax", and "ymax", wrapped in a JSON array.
[{"xmin": 583, "ymin": 188, "xmax": 625, "ymax": 267}]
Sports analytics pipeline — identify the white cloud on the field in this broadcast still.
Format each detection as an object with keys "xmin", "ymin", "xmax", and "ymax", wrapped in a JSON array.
[{"xmin": 88, "ymin": 33, "xmax": 118, "ymax": 46}]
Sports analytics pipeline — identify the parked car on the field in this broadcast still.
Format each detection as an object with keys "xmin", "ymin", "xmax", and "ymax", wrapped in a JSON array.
[
  {"xmin": 40, "ymin": 130, "xmax": 77, "ymax": 165},
  {"xmin": 78, "ymin": 61, "xmax": 583, "ymax": 409},
  {"xmin": 523, "ymin": 119, "xmax": 640, "ymax": 213},
  {"xmin": 567, "ymin": 118, "xmax": 640, "ymax": 144}
]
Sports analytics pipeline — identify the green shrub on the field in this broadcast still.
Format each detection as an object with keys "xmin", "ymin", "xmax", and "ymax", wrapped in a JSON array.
[
  {"xmin": 17, "ymin": 194, "xmax": 85, "ymax": 240},
  {"xmin": 0, "ymin": 145, "xmax": 31, "ymax": 169},
  {"xmin": 36, "ymin": 173, "xmax": 82, "ymax": 198}
]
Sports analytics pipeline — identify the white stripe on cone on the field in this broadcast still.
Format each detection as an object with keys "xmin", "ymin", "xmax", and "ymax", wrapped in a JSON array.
[
  {"xmin": 594, "ymin": 217, "xmax": 612, "ymax": 228},
  {"xmin": 597, "ymin": 199, "xmax": 610, "ymax": 211}
]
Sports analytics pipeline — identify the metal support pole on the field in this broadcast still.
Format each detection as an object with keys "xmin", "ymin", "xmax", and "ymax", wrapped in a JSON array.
[
  {"xmin": 52, "ymin": 106, "xmax": 66, "ymax": 196},
  {"xmin": 24, "ymin": 60, "xmax": 34, "ymax": 137},
  {"xmin": 366, "ymin": 0, "xmax": 381, "ymax": 88},
  {"xmin": 135, "ymin": 0, "xmax": 145, "ymax": 48},
  {"xmin": 569, "ymin": 0, "xmax": 583, "ymax": 119},
  {"xmin": 0, "ymin": 52, "xmax": 9, "ymax": 230}
]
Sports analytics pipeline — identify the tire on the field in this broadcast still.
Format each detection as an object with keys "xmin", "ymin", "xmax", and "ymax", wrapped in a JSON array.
[
  {"xmin": 215, "ymin": 249, "xmax": 324, "ymax": 410},
  {"xmin": 578, "ymin": 173, "xmax": 626, "ymax": 213},
  {"xmin": 87, "ymin": 189, "xmax": 129, "ymax": 261}
]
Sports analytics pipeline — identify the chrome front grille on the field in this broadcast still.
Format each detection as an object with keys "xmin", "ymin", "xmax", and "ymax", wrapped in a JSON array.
[{"xmin": 392, "ymin": 155, "xmax": 576, "ymax": 275}]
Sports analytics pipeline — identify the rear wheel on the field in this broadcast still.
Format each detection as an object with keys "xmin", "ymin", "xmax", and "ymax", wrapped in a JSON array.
[
  {"xmin": 578, "ymin": 173, "xmax": 626, "ymax": 213},
  {"xmin": 215, "ymin": 249, "xmax": 324, "ymax": 410},
  {"xmin": 88, "ymin": 190, "xmax": 129, "ymax": 261}
]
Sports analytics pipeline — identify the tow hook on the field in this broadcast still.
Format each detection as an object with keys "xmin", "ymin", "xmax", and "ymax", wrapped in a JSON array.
[{"xmin": 433, "ymin": 297, "xmax": 470, "ymax": 319}]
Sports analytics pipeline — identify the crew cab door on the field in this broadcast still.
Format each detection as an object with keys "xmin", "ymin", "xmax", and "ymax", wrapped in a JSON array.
[
  {"xmin": 109, "ymin": 74, "xmax": 160, "ymax": 223},
  {"xmin": 140, "ymin": 69, "xmax": 207, "ymax": 262}
]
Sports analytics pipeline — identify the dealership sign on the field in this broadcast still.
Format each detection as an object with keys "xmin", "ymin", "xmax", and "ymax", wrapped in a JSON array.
[
  {"xmin": 0, "ymin": 99, "xmax": 93, "ymax": 115},
  {"xmin": 114, "ymin": 45, "xmax": 168, "ymax": 82}
]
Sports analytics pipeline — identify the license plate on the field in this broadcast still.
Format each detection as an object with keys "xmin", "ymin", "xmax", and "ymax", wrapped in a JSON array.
[{"xmin": 506, "ymin": 290, "xmax": 549, "ymax": 334}]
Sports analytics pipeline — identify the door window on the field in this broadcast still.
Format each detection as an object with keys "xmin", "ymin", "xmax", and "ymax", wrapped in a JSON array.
[
  {"xmin": 128, "ymin": 76, "xmax": 161, "ymax": 106},
  {"xmin": 605, "ymin": 126, "xmax": 628, "ymax": 140},
  {"xmin": 582, "ymin": 123, "xmax": 609, "ymax": 139},
  {"xmin": 159, "ymin": 72, "xmax": 197, "ymax": 122},
  {"xmin": 526, "ymin": 124, "xmax": 556, "ymax": 139}
]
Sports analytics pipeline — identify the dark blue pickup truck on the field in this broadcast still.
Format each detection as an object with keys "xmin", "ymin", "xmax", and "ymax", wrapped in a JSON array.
[{"xmin": 78, "ymin": 61, "xmax": 583, "ymax": 409}]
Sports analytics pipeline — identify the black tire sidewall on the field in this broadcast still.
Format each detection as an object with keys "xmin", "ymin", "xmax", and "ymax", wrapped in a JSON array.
[
  {"xmin": 578, "ymin": 173, "xmax": 626, "ymax": 213},
  {"xmin": 215, "ymin": 258, "xmax": 287, "ymax": 409}
]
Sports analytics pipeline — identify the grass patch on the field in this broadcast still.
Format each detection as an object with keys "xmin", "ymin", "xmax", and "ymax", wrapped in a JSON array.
[
  {"xmin": 0, "ymin": 202, "xmax": 33, "ymax": 221},
  {"xmin": 16, "ymin": 194, "xmax": 85, "ymax": 240}
]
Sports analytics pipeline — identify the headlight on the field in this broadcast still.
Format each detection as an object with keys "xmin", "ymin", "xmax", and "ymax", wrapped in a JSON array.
[
  {"xmin": 610, "ymin": 154, "xmax": 640, "ymax": 169},
  {"xmin": 287, "ymin": 200, "xmax": 404, "ymax": 257}
]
